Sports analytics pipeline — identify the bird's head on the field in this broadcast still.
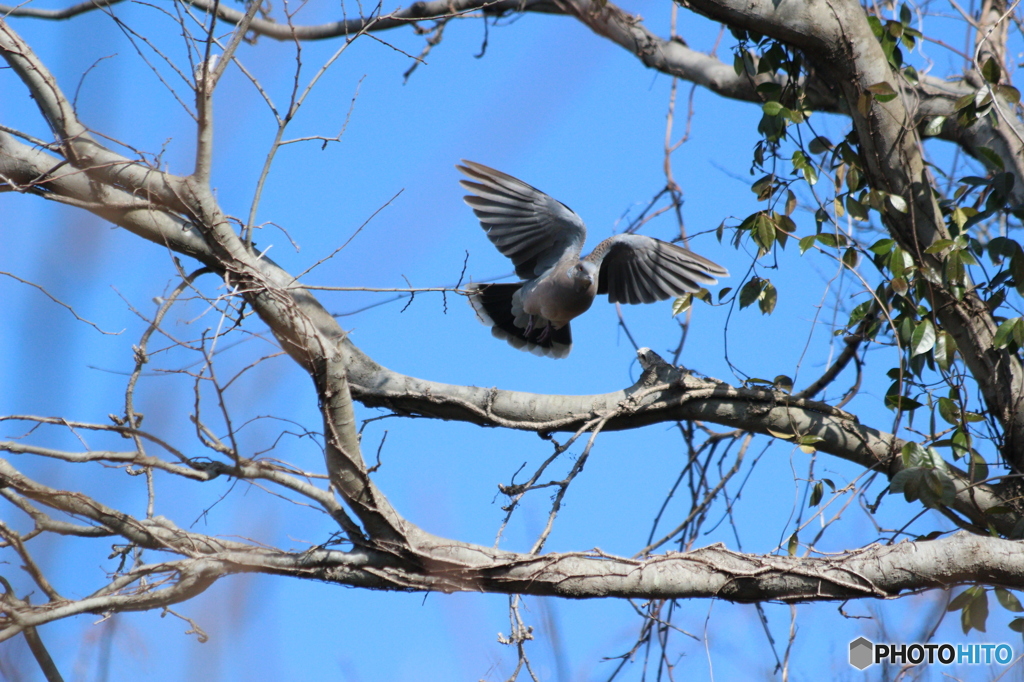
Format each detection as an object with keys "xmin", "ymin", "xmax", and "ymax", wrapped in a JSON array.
[{"xmin": 570, "ymin": 261, "xmax": 598, "ymax": 293}]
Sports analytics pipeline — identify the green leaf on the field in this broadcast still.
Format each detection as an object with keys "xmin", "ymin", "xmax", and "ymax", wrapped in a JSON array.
[
  {"xmin": 887, "ymin": 44, "xmax": 904, "ymax": 70},
  {"xmin": 752, "ymin": 175, "xmax": 777, "ymax": 201},
  {"xmin": 809, "ymin": 481, "xmax": 823, "ymax": 506},
  {"xmin": 969, "ymin": 450, "xmax": 989, "ymax": 484},
  {"xmin": 754, "ymin": 213, "xmax": 776, "ymax": 252},
  {"xmin": 998, "ymin": 589, "xmax": 1024, "ymax": 613},
  {"xmin": 775, "ymin": 213, "xmax": 795, "ymax": 235},
  {"xmin": 935, "ymin": 331, "xmax": 956, "ymax": 371},
  {"xmin": 897, "ymin": 316, "xmax": 915, "ymax": 344},
  {"xmin": 886, "ymin": 394, "xmax": 923, "ymax": 411},
  {"xmin": 960, "ymin": 587, "xmax": 989, "ymax": 634},
  {"xmin": 922, "ymin": 115, "xmax": 946, "ymax": 136},
  {"xmin": 672, "ymin": 294, "xmax": 692, "ymax": 315},
  {"xmin": 1012, "ymin": 254, "xmax": 1024, "ymax": 297},
  {"xmin": 846, "ymin": 195, "xmax": 869, "ymax": 220},
  {"xmin": 901, "ymin": 441, "xmax": 928, "ymax": 467},
  {"xmin": 739, "ymin": 50, "xmax": 757, "ymax": 77},
  {"xmin": 938, "ymin": 397, "xmax": 960, "ymax": 425},
  {"xmin": 945, "ymin": 251, "xmax": 965, "ymax": 284},
  {"xmin": 867, "ymin": 81, "xmax": 898, "ymax": 102},
  {"xmin": 847, "ymin": 300, "xmax": 873, "ymax": 327},
  {"xmin": 867, "ymin": 15, "xmax": 883, "ymax": 38},
  {"xmin": 733, "ymin": 53, "xmax": 745, "ymax": 77},
  {"xmin": 951, "ymin": 428, "xmax": 970, "ymax": 458},
  {"xmin": 869, "ymin": 238, "xmax": 895, "ymax": 255},
  {"xmin": 1013, "ymin": 317, "xmax": 1024, "ymax": 348},
  {"xmin": 924, "ymin": 239, "xmax": 954, "ymax": 255},
  {"xmin": 889, "ymin": 467, "xmax": 922, "ymax": 499},
  {"xmin": 808, "ymin": 136, "xmax": 832, "ymax": 154},
  {"xmin": 954, "ymin": 92, "xmax": 976, "ymax": 112},
  {"xmin": 816, "ymin": 232, "xmax": 848, "ymax": 248},
  {"xmin": 950, "ymin": 206, "xmax": 977, "ymax": 230},
  {"xmin": 992, "ymin": 171, "xmax": 1016, "ymax": 201},
  {"xmin": 842, "ymin": 247, "xmax": 859, "ymax": 268},
  {"xmin": 798, "ymin": 234, "xmax": 817, "ymax": 254},
  {"xmin": 756, "ymin": 82, "xmax": 783, "ymax": 96},
  {"xmin": 899, "ymin": 2, "xmax": 912, "ymax": 24},
  {"xmin": 762, "ymin": 100, "xmax": 784, "ymax": 116},
  {"xmin": 759, "ymin": 280, "xmax": 778, "ymax": 315},
  {"xmin": 785, "ymin": 189, "xmax": 797, "ymax": 216},
  {"xmin": 866, "ymin": 189, "xmax": 886, "ymax": 211},
  {"xmin": 922, "ymin": 468, "xmax": 957, "ymax": 506},
  {"xmin": 997, "ymin": 84, "xmax": 1021, "ymax": 104},
  {"xmin": 887, "ymin": 193, "xmax": 909, "ymax": 213},
  {"xmin": 952, "ymin": 428, "xmax": 972, "ymax": 459},
  {"xmin": 948, "ymin": 587, "xmax": 975, "ymax": 611},
  {"xmin": 982, "ymin": 56, "xmax": 1001, "ymax": 84},
  {"xmin": 856, "ymin": 92, "xmax": 872, "ymax": 118},
  {"xmin": 739, "ymin": 277, "xmax": 765, "ymax": 309},
  {"xmin": 913, "ymin": 315, "xmax": 937, "ymax": 356},
  {"xmin": 988, "ymin": 236, "xmax": 1020, "ymax": 261},
  {"xmin": 888, "ymin": 246, "xmax": 913, "ymax": 278},
  {"xmin": 846, "ymin": 165, "xmax": 862, "ymax": 192},
  {"xmin": 977, "ymin": 146, "xmax": 1005, "ymax": 171},
  {"xmin": 787, "ymin": 532, "xmax": 799, "ymax": 556},
  {"xmin": 993, "ymin": 317, "xmax": 1020, "ymax": 349}
]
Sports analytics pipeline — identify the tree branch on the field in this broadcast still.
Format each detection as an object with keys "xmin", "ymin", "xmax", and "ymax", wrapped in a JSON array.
[{"xmin": 677, "ymin": 0, "xmax": 1024, "ymax": 469}]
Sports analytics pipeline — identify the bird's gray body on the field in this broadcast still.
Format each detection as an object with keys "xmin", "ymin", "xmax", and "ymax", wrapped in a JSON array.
[
  {"xmin": 519, "ymin": 259, "xmax": 597, "ymax": 327},
  {"xmin": 459, "ymin": 161, "xmax": 728, "ymax": 358}
]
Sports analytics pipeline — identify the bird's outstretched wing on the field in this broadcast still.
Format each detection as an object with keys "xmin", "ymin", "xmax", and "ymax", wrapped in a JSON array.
[
  {"xmin": 458, "ymin": 161, "xmax": 587, "ymax": 279},
  {"xmin": 586, "ymin": 233, "xmax": 729, "ymax": 304}
]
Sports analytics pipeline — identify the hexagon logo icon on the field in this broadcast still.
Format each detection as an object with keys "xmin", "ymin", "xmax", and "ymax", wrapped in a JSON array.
[{"xmin": 849, "ymin": 637, "xmax": 874, "ymax": 670}]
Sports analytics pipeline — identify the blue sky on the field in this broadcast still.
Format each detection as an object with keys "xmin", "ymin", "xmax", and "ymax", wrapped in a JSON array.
[{"xmin": 1, "ymin": 1, "xmax": 1021, "ymax": 680}]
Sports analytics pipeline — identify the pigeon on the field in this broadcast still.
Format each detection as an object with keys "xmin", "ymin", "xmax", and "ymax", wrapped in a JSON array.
[{"xmin": 459, "ymin": 161, "xmax": 728, "ymax": 358}]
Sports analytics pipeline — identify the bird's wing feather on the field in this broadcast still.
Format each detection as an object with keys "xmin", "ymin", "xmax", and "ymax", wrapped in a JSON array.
[
  {"xmin": 586, "ymin": 233, "xmax": 729, "ymax": 304},
  {"xmin": 458, "ymin": 161, "xmax": 587, "ymax": 279},
  {"xmin": 467, "ymin": 283, "xmax": 573, "ymax": 358}
]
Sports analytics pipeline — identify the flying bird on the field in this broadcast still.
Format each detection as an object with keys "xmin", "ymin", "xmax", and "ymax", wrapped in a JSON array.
[{"xmin": 459, "ymin": 161, "xmax": 728, "ymax": 358}]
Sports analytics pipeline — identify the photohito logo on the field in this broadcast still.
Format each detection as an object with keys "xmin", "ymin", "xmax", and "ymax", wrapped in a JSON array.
[{"xmin": 849, "ymin": 637, "xmax": 1014, "ymax": 670}]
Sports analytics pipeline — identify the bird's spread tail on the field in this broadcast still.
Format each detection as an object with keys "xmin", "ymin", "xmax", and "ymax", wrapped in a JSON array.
[{"xmin": 468, "ymin": 283, "xmax": 572, "ymax": 358}]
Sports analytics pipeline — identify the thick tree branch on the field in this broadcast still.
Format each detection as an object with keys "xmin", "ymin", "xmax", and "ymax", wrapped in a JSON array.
[
  {"xmin": 2, "ymin": 461, "xmax": 1020, "ymax": 609},
  {"xmin": 0, "ymin": 20, "xmax": 189, "ymax": 213}
]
